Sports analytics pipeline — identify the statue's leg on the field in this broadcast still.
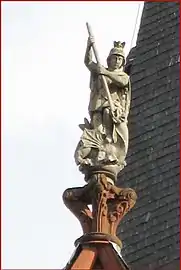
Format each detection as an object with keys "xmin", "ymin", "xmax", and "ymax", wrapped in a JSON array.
[
  {"xmin": 91, "ymin": 111, "xmax": 104, "ymax": 133},
  {"xmin": 62, "ymin": 186, "xmax": 93, "ymax": 233},
  {"xmin": 103, "ymin": 107, "xmax": 113, "ymax": 142}
]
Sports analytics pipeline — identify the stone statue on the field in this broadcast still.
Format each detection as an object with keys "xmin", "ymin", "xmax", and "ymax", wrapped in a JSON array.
[
  {"xmin": 63, "ymin": 24, "xmax": 136, "ymax": 251},
  {"xmin": 74, "ymin": 29, "xmax": 131, "ymax": 183}
]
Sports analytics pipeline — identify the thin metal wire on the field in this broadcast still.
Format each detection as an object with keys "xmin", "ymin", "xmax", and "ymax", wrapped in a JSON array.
[{"xmin": 130, "ymin": 3, "xmax": 142, "ymax": 50}]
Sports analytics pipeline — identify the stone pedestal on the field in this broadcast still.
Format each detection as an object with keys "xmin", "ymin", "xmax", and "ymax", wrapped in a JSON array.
[{"xmin": 63, "ymin": 173, "xmax": 137, "ymax": 249}]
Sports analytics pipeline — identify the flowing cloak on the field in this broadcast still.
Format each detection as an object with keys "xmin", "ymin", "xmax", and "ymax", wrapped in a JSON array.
[{"xmin": 113, "ymin": 78, "xmax": 131, "ymax": 154}]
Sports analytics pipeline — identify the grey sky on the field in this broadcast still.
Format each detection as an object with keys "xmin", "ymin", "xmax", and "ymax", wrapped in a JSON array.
[{"xmin": 2, "ymin": 1, "xmax": 143, "ymax": 268}]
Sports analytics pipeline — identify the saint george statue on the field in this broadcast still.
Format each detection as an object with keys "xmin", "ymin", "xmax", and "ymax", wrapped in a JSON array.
[
  {"xmin": 63, "ymin": 24, "xmax": 137, "ymax": 249},
  {"xmin": 74, "ymin": 32, "xmax": 131, "ymax": 183}
]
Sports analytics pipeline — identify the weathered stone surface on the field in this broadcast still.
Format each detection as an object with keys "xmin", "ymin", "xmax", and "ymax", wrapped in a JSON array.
[
  {"xmin": 63, "ymin": 173, "xmax": 137, "ymax": 249},
  {"xmin": 74, "ymin": 27, "xmax": 132, "ymax": 182}
]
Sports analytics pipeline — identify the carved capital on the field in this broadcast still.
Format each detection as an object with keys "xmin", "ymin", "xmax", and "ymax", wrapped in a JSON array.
[{"xmin": 62, "ymin": 173, "xmax": 137, "ymax": 247}]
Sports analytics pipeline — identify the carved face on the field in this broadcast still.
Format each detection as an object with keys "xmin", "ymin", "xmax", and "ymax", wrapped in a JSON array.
[{"xmin": 108, "ymin": 54, "xmax": 124, "ymax": 70}]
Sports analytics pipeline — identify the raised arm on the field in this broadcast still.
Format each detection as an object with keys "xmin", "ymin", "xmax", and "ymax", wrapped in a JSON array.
[{"xmin": 84, "ymin": 37, "xmax": 97, "ymax": 72}]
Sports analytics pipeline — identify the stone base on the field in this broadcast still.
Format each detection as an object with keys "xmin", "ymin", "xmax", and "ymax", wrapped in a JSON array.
[{"xmin": 63, "ymin": 173, "xmax": 137, "ymax": 249}]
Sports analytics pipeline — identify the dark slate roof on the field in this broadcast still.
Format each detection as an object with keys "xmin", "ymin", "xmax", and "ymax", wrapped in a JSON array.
[{"xmin": 117, "ymin": 2, "xmax": 180, "ymax": 270}]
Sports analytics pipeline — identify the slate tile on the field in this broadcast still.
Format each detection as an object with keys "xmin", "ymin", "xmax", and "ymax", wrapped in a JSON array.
[{"xmin": 117, "ymin": 3, "xmax": 179, "ymax": 268}]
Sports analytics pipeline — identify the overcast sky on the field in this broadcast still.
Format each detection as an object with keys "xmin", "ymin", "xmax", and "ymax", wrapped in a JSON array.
[{"xmin": 2, "ymin": 1, "xmax": 144, "ymax": 268}]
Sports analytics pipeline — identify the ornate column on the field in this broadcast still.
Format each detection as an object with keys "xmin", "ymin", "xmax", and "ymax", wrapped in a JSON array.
[{"xmin": 63, "ymin": 173, "xmax": 137, "ymax": 249}]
